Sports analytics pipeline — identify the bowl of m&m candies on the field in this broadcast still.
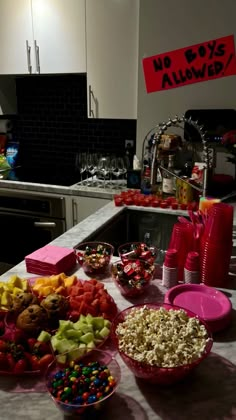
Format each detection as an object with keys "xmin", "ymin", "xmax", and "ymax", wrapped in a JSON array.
[
  {"xmin": 75, "ymin": 241, "xmax": 114, "ymax": 275},
  {"xmin": 111, "ymin": 259, "xmax": 155, "ymax": 297},
  {"xmin": 46, "ymin": 348, "xmax": 121, "ymax": 416}
]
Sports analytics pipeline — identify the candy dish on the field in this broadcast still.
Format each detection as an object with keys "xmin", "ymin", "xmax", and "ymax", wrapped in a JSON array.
[
  {"xmin": 111, "ymin": 303, "xmax": 213, "ymax": 385},
  {"xmin": 46, "ymin": 348, "xmax": 121, "ymax": 416},
  {"xmin": 74, "ymin": 241, "xmax": 114, "ymax": 275},
  {"xmin": 111, "ymin": 259, "xmax": 155, "ymax": 297},
  {"xmin": 118, "ymin": 242, "xmax": 158, "ymax": 265},
  {"xmin": 164, "ymin": 283, "xmax": 232, "ymax": 333}
]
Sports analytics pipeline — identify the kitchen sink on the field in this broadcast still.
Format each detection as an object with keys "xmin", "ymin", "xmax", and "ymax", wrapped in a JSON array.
[{"xmin": 84, "ymin": 208, "xmax": 179, "ymax": 255}]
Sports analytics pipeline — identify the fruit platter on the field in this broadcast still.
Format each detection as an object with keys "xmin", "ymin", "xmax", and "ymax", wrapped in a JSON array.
[{"xmin": 0, "ymin": 273, "xmax": 118, "ymax": 376}]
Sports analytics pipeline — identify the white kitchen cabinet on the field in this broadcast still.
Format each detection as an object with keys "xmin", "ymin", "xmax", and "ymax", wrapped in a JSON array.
[
  {"xmin": 71, "ymin": 196, "xmax": 111, "ymax": 227},
  {"xmin": 0, "ymin": 0, "xmax": 86, "ymax": 75},
  {"xmin": 31, "ymin": 0, "xmax": 86, "ymax": 74},
  {"xmin": 0, "ymin": 0, "xmax": 33, "ymax": 74},
  {"xmin": 86, "ymin": 0, "xmax": 139, "ymax": 119}
]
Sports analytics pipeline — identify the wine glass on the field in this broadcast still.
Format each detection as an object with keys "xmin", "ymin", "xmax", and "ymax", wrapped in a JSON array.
[
  {"xmin": 75, "ymin": 152, "xmax": 87, "ymax": 185},
  {"xmin": 110, "ymin": 157, "xmax": 122, "ymax": 189},
  {"xmin": 87, "ymin": 153, "xmax": 99, "ymax": 186},
  {"xmin": 117, "ymin": 157, "xmax": 126, "ymax": 188},
  {"xmin": 97, "ymin": 156, "xmax": 110, "ymax": 188}
]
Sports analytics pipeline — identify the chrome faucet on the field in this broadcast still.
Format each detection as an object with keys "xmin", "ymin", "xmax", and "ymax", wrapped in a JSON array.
[{"xmin": 142, "ymin": 115, "xmax": 210, "ymax": 198}]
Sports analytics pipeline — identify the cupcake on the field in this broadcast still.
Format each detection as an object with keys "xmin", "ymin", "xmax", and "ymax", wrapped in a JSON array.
[
  {"xmin": 40, "ymin": 293, "xmax": 69, "ymax": 325},
  {"xmin": 11, "ymin": 292, "xmax": 39, "ymax": 314},
  {"xmin": 16, "ymin": 304, "xmax": 47, "ymax": 334}
]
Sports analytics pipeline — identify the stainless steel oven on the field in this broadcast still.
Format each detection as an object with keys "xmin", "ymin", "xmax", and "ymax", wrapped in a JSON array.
[{"xmin": 0, "ymin": 190, "xmax": 66, "ymax": 274}]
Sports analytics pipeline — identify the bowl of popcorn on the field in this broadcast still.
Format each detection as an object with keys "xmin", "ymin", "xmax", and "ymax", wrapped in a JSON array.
[
  {"xmin": 46, "ymin": 348, "xmax": 121, "ymax": 416},
  {"xmin": 111, "ymin": 303, "xmax": 213, "ymax": 384},
  {"xmin": 118, "ymin": 242, "xmax": 158, "ymax": 265},
  {"xmin": 75, "ymin": 241, "xmax": 114, "ymax": 275},
  {"xmin": 111, "ymin": 259, "xmax": 155, "ymax": 297}
]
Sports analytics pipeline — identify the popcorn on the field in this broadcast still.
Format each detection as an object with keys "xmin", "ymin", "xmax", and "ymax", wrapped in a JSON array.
[{"xmin": 116, "ymin": 306, "xmax": 210, "ymax": 368}]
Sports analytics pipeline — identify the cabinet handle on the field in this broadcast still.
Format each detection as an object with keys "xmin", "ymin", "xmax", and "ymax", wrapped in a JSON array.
[
  {"xmin": 88, "ymin": 85, "xmax": 95, "ymax": 117},
  {"xmin": 72, "ymin": 199, "xmax": 78, "ymax": 225},
  {"xmin": 26, "ymin": 40, "xmax": 32, "ymax": 74},
  {"xmin": 34, "ymin": 40, "xmax": 40, "ymax": 74},
  {"xmin": 34, "ymin": 222, "xmax": 56, "ymax": 228}
]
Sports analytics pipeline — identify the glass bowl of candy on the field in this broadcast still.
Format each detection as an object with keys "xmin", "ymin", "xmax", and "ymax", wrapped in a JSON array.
[
  {"xmin": 46, "ymin": 348, "xmax": 121, "ymax": 416},
  {"xmin": 111, "ymin": 259, "xmax": 155, "ymax": 297},
  {"xmin": 75, "ymin": 241, "xmax": 114, "ymax": 275},
  {"xmin": 118, "ymin": 242, "xmax": 158, "ymax": 265},
  {"xmin": 111, "ymin": 303, "xmax": 213, "ymax": 385}
]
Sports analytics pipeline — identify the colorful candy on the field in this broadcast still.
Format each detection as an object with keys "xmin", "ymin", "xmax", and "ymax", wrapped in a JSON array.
[
  {"xmin": 47, "ymin": 360, "xmax": 116, "ymax": 406},
  {"xmin": 120, "ymin": 242, "xmax": 157, "ymax": 265},
  {"xmin": 112, "ymin": 259, "xmax": 155, "ymax": 294},
  {"xmin": 77, "ymin": 244, "xmax": 112, "ymax": 271}
]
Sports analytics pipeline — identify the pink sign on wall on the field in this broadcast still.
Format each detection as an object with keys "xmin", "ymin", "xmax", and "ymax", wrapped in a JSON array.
[{"xmin": 143, "ymin": 35, "xmax": 236, "ymax": 93}]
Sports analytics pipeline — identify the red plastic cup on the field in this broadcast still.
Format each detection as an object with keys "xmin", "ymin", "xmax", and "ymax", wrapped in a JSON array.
[
  {"xmin": 164, "ymin": 249, "xmax": 178, "ymax": 268},
  {"xmin": 185, "ymin": 251, "xmax": 200, "ymax": 272},
  {"xmin": 114, "ymin": 196, "xmax": 123, "ymax": 206}
]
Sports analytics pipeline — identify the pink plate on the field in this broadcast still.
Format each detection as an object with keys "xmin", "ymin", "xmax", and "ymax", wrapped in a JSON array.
[{"xmin": 164, "ymin": 283, "xmax": 232, "ymax": 333}]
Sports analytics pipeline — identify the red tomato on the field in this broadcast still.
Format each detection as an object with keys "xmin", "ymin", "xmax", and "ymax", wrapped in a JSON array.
[
  {"xmin": 14, "ymin": 359, "xmax": 27, "ymax": 374},
  {"xmin": 38, "ymin": 354, "xmax": 54, "ymax": 371}
]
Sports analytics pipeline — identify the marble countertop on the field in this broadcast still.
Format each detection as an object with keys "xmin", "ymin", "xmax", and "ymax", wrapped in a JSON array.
[
  {"xmin": 0, "ymin": 202, "xmax": 236, "ymax": 419},
  {"xmin": 0, "ymin": 178, "xmax": 124, "ymax": 199}
]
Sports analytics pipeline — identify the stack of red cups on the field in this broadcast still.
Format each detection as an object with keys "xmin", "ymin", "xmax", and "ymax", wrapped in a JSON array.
[
  {"xmin": 168, "ymin": 222, "xmax": 194, "ymax": 282},
  {"xmin": 200, "ymin": 203, "xmax": 233, "ymax": 287}
]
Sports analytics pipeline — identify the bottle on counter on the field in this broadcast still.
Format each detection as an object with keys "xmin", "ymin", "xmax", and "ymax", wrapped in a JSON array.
[
  {"xmin": 156, "ymin": 164, "xmax": 163, "ymax": 198},
  {"xmin": 162, "ymin": 154, "xmax": 175, "ymax": 198},
  {"xmin": 141, "ymin": 166, "xmax": 152, "ymax": 195}
]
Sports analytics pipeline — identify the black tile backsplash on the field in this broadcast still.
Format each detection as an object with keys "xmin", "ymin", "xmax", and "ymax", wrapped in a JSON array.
[{"xmin": 11, "ymin": 74, "xmax": 136, "ymax": 173}]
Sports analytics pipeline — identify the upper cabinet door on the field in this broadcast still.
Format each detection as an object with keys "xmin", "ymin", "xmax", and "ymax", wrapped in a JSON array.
[
  {"xmin": 31, "ymin": 0, "xmax": 86, "ymax": 74},
  {"xmin": 86, "ymin": 0, "xmax": 139, "ymax": 119},
  {"xmin": 0, "ymin": 0, "xmax": 34, "ymax": 74}
]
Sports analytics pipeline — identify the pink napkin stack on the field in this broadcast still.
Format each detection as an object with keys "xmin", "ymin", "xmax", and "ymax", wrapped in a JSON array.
[{"xmin": 25, "ymin": 245, "xmax": 77, "ymax": 276}]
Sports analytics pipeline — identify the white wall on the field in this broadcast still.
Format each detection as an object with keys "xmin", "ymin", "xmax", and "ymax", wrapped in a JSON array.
[{"xmin": 137, "ymin": 0, "xmax": 236, "ymax": 175}]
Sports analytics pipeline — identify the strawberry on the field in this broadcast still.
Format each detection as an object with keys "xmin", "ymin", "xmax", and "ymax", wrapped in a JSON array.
[
  {"xmin": 0, "ymin": 352, "xmax": 8, "ymax": 370},
  {"xmin": 6, "ymin": 353, "xmax": 15, "ymax": 371},
  {"xmin": 14, "ymin": 359, "xmax": 27, "ymax": 374},
  {"xmin": 0, "ymin": 339, "xmax": 8, "ymax": 352},
  {"xmin": 27, "ymin": 338, "xmax": 37, "ymax": 352},
  {"xmin": 29, "ymin": 354, "xmax": 40, "ymax": 371},
  {"xmin": 33, "ymin": 341, "xmax": 51, "ymax": 356},
  {"xmin": 38, "ymin": 354, "xmax": 54, "ymax": 372}
]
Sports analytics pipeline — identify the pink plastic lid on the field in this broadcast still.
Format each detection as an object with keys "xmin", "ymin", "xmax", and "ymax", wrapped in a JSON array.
[{"xmin": 164, "ymin": 283, "xmax": 232, "ymax": 333}]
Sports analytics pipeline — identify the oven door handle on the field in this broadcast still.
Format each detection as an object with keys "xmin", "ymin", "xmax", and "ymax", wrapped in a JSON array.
[{"xmin": 34, "ymin": 222, "xmax": 56, "ymax": 229}]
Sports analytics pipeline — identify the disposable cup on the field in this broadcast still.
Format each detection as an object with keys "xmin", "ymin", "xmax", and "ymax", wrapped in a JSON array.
[
  {"xmin": 184, "ymin": 268, "xmax": 200, "ymax": 284},
  {"xmin": 162, "ymin": 265, "xmax": 178, "ymax": 288},
  {"xmin": 185, "ymin": 251, "xmax": 200, "ymax": 272},
  {"xmin": 164, "ymin": 249, "xmax": 178, "ymax": 268}
]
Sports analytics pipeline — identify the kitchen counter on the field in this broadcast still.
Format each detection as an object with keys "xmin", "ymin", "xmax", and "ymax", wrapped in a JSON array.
[
  {"xmin": 0, "ymin": 202, "xmax": 236, "ymax": 419},
  {"xmin": 0, "ymin": 178, "xmax": 124, "ymax": 199}
]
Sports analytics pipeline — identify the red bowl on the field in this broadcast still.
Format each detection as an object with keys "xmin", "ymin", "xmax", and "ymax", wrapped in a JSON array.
[{"xmin": 111, "ymin": 303, "xmax": 213, "ymax": 384}]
